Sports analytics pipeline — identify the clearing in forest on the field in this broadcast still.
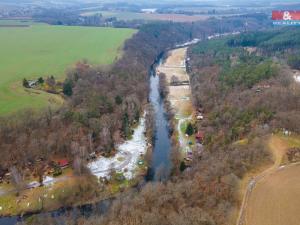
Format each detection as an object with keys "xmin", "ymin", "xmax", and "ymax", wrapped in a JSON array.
[
  {"xmin": 157, "ymin": 48, "xmax": 194, "ymax": 154},
  {"xmin": 158, "ymin": 48, "xmax": 193, "ymax": 116},
  {"xmin": 0, "ymin": 21, "xmax": 135, "ymax": 115}
]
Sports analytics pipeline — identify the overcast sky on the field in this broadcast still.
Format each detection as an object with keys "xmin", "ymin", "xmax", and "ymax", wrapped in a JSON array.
[{"xmin": 1, "ymin": 0, "xmax": 299, "ymax": 7}]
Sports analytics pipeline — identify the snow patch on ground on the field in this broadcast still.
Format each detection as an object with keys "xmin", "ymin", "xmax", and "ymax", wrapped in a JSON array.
[
  {"xmin": 175, "ymin": 38, "xmax": 200, "ymax": 48},
  {"xmin": 27, "ymin": 176, "xmax": 61, "ymax": 189},
  {"xmin": 43, "ymin": 176, "xmax": 55, "ymax": 186},
  {"xmin": 88, "ymin": 115, "xmax": 147, "ymax": 180},
  {"xmin": 294, "ymin": 75, "xmax": 300, "ymax": 83}
]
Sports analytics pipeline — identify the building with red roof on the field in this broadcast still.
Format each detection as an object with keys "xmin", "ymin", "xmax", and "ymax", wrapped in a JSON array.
[
  {"xmin": 196, "ymin": 131, "xmax": 205, "ymax": 143},
  {"xmin": 56, "ymin": 159, "xmax": 69, "ymax": 169}
]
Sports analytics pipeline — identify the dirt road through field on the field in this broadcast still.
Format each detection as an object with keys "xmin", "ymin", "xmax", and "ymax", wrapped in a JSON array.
[
  {"xmin": 245, "ymin": 163, "xmax": 300, "ymax": 225},
  {"xmin": 237, "ymin": 135, "xmax": 300, "ymax": 225}
]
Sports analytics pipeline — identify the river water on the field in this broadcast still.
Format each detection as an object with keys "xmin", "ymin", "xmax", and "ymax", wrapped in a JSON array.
[
  {"xmin": 0, "ymin": 54, "xmax": 172, "ymax": 225},
  {"xmin": 146, "ymin": 57, "xmax": 172, "ymax": 181}
]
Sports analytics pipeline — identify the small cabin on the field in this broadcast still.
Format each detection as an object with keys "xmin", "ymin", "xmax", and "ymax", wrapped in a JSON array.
[
  {"xmin": 196, "ymin": 131, "xmax": 205, "ymax": 143},
  {"xmin": 28, "ymin": 80, "xmax": 38, "ymax": 88},
  {"xmin": 56, "ymin": 159, "xmax": 69, "ymax": 169},
  {"xmin": 196, "ymin": 114, "xmax": 204, "ymax": 120}
]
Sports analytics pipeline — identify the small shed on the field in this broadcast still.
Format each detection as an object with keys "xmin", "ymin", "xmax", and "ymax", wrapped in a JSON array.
[
  {"xmin": 196, "ymin": 114, "xmax": 204, "ymax": 120},
  {"xmin": 28, "ymin": 80, "xmax": 38, "ymax": 88},
  {"xmin": 196, "ymin": 131, "xmax": 205, "ymax": 143},
  {"xmin": 56, "ymin": 159, "xmax": 69, "ymax": 169}
]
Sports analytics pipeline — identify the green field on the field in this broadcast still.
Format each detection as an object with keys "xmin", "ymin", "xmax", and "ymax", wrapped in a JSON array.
[
  {"xmin": 80, "ymin": 11, "xmax": 209, "ymax": 22},
  {"xmin": 0, "ymin": 19, "xmax": 35, "ymax": 26},
  {"xmin": 0, "ymin": 22, "xmax": 135, "ymax": 115},
  {"xmin": 81, "ymin": 11, "xmax": 148, "ymax": 20}
]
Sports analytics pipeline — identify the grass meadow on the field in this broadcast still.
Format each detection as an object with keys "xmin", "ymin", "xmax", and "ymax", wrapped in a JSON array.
[
  {"xmin": 0, "ymin": 21, "xmax": 135, "ymax": 115},
  {"xmin": 80, "ymin": 10, "xmax": 209, "ymax": 22}
]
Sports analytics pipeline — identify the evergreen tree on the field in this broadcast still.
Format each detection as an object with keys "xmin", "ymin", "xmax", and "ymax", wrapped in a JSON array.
[
  {"xmin": 122, "ymin": 113, "xmax": 130, "ymax": 138},
  {"xmin": 115, "ymin": 95, "xmax": 122, "ymax": 105},
  {"xmin": 185, "ymin": 122, "xmax": 194, "ymax": 136},
  {"xmin": 38, "ymin": 77, "xmax": 44, "ymax": 84},
  {"xmin": 63, "ymin": 80, "xmax": 73, "ymax": 96},
  {"xmin": 180, "ymin": 161, "xmax": 187, "ymax": 172},
  {"xmin": 22, "ymin": 78, "xmax": 29, "ymax": 88}
]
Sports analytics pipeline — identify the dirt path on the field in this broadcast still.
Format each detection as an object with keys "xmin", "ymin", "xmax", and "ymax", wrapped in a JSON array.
[
  {"xmin": 245, "ymin": 163, "xmax": 300, "ymax": 225},
  {"xmin": 237, "ymin": 135, "xmax": 300, "ymax": 225}
]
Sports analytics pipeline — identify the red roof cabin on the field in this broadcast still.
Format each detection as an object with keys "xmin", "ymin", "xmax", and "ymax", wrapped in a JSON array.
[
  {"xmin": 196, "ymin": 131, "xmax": 205, "ymax": 143},
  {"xmin": 56, "ymin": 159, "xmax": 69, "ymax": 169}
]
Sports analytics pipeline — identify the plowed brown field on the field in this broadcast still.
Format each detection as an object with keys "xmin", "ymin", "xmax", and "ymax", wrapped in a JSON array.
[
  {"xmin": 239, "ymin": 135, "xmax": 300, "ymax": 225},
  {"xmin": 245, "ymin": 163, "xmax": 300, "ymax": 225}
]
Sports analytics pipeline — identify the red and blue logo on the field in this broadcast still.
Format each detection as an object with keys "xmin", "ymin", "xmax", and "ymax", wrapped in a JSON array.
[{"xmin": 272, "ymin": 10, "xmax": 300, "ymax": 25}]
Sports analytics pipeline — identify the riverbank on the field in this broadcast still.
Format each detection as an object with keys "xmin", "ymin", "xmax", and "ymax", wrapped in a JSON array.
[
  {"xmin": 146, "ymin": 58, "xmax": 172, "ymax": 181},
  {"xmin": 88, "ymin": 113, "xmax": 148, "ymax": 180},
  {"xmin": 0, "ymin": 114, "xmax": 149, "ymax": 219},
  {"xmin": 157, "ymin": 48, "xmax": 195, "ymax": 159}
]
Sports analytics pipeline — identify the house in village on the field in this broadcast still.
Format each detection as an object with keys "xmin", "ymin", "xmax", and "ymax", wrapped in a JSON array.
[
  {"xmin": 48, "ymin": 159, "xmax": 69, "ymax": 177},
  {"xmin": 28, "ymin": 80, "xmax": 38, "ymax": 88}
]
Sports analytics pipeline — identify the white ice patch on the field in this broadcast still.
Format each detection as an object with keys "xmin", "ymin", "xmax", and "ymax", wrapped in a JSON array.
[
  {"xmin": 27, "ymin": 181, "xmax": 40, "ymax": 189},
  {"xmin": 43, "ymin": 176, "xmax": 55, "ymax": 186},
  {"xmin": 88, "ymin": 115, "xmax": 147, "ymax": 180},
  {"xmin": 207, "ymin": 31, "xmax": 240, "ymax": 40},
  {"xmin": 28, "ymin": 176, "xmax": 56, "ymax": 188},
  {"xmin": 175, "ymin": 38, "xmax": 200, "ymax": 48}
]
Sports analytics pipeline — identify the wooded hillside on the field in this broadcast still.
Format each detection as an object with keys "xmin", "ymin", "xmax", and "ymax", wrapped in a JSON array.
[{"xmin": 0, "ymin": 14, "xmax": 275, "ymax": 224}]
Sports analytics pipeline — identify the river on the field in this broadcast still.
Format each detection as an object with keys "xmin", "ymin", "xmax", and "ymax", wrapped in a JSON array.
[{"xmin": 146, "ymin": 56, "xmax": 172, "ymax": 181}]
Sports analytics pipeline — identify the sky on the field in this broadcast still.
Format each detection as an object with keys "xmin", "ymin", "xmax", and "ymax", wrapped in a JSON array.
[
  {"xmin": 1, "ymin": 0, "xmax": 299, "ymax": 8},
  {"xmin": 1, "ymin": 0, "xmax": 299, "ymax": 3}
]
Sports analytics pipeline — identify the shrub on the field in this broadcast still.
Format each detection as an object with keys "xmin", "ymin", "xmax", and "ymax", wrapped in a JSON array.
[
  {"xmin": 22, "ymin": 78, "xmax": 29, "ymax": 88},
  {"xmin": 185, "ymin": 122, "xmax": 194, "ymax": 136}
]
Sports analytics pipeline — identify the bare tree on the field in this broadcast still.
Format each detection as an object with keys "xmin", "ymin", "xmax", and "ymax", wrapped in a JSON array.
[
  {"xmin": 170, "ymin": 75, "xmax": 179, "ymax": 85},
  {"xmin": 35, "ymin": 163, "xmax": 45, "ymax": 186},
  {"xmin": 10, "ymin": 166, "xmax": 25, "ymax": 196},
  {"xmin": 73, "ymin": 156, "xmax": 83, "ymax": 176}
]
